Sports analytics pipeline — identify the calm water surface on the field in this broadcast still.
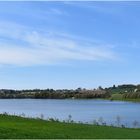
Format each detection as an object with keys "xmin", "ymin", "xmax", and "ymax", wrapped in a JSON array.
[{"xmin": 0, "ymin": 99, "xmax": 140, "ymax": 127}]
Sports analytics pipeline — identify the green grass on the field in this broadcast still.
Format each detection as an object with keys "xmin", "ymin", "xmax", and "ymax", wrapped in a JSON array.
[
  {"xmin": 110, "ymin": 93, "xmax": 123, "ymax": 100},
  {"xmin": 0, "ymin": 115, "xmax": 140, "ymax": 139},
  {"xmin": 109, "ymin": 94, "xmax": 140, "ymax": 102}
]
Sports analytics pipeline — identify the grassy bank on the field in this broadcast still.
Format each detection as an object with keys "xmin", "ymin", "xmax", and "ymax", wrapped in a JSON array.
[
  {"xmin": 109, "ymin": 94, "xmax": 140, "ymax": 102},
  {"xmin": 0, "ymin": 115, "xmax": 140, "ymax": 139}
]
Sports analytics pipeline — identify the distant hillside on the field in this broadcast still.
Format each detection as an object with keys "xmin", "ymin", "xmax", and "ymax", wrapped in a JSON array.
[
  {"xmin": 106, "ymin": 84, "xmax": 140, "ymax": 101},
  {"xmin": 0, "ymin": 84, "xmax": 140, "ymax": 100}
]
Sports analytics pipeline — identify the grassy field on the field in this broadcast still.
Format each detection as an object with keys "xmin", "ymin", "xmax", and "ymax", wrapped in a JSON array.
[
  {"xmin": 110, "ymin": 93, "xmax": 123, "ymax": 100},
  {"xmin": 0, "ymin": 115, "xmax": 140, "ymax": 139},
  {"xmin": 109, "ymin": 94, "xmax": 140, "ymax": 102}
]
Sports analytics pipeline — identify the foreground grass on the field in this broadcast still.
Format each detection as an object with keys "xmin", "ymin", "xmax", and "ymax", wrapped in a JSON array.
[{"xmin": 0, "ymin": 115, "xmax": 140, "ymax": 139}]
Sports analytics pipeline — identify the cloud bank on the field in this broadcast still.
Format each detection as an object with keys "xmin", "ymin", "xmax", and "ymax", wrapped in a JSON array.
[{"xmin": 0, "ymin": 21, "xmax": 116, "ymax": 66}]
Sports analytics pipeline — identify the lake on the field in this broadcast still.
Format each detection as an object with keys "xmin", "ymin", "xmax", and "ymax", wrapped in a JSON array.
[{"xmin": 0, "ymin": 99, "xmax": 140, "ymax": 127}]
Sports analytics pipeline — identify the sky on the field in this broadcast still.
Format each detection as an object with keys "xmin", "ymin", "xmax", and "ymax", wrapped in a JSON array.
[{"xmin": 0, "ymin": 1, "xmax": 140, "ymax": 89}]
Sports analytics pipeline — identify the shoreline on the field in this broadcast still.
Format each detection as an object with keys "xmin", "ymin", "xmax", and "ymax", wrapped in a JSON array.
[{"xmin": 0, "ymin": 97, "xmax": 139, "ymax": 103}]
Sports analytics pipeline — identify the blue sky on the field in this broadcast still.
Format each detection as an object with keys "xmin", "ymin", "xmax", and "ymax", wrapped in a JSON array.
[{"xmin": 0, "ymin": 1, "xmax": 140, "ymax": 89}]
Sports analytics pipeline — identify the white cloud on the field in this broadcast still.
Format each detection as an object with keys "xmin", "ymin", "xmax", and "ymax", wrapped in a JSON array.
[
  {"xmin": 0, "ymin": 21, "xmax": 117, "ymax": 66},
  {"xmin": 63, "ymin": 1, "xmax": 124, "ymax": 16},
  {"xmin": 48, "ymin": 8, "xmax": 67, "ymax": 15}
]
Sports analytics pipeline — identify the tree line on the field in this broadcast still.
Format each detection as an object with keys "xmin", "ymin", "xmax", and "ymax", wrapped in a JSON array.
[
  {"xmin": 0, "ymin": 84, "xmax": 140, "ymax": 99},
  {"xmin": 0, "ymin": 88, "xmax": 109, "ymax": 99}
]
